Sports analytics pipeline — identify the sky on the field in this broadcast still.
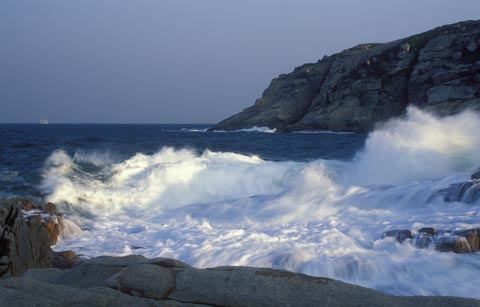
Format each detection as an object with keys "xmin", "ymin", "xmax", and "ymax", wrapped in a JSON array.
[{"xmin": 1, "ymin": 0, "xmax": 480, "ymax": 124}]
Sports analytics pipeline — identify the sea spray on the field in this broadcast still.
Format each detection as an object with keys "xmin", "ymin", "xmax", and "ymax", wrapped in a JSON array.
[
  {"xmin": 345, "ymin": 107, "xmax": 480, "ymax": 185},
  {"xmin": 42, "ymin": 147, "xmax": 302, "ymax": 216},
  {"xmin": 42, "ymin": 107, "xmax": 480, "ymax": 298}
]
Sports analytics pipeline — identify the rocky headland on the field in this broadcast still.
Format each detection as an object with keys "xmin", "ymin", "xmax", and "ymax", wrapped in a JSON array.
[
  {"xmin": 211, "ymin": 20, "xmax": 480, "ymax": 132},
  {"xmin": 1, "ymin": 196, "xmax": 480, "ymax": 306}
]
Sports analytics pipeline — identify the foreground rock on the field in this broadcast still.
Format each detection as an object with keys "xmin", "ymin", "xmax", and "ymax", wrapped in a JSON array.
[
  {"xmin": 0, "ymin": 199, "xmax": 53, "ymax": 277},
  {"xmin": 0, "ymin": 255, "xmax": 472, "ymax": 307},
  {"xmin": 0, "ymin": 199, "xmax": 69, "ymax": 277},
  {"xmin": 211, "ymin": 20, "xmax": 480, "ymax": 132}
]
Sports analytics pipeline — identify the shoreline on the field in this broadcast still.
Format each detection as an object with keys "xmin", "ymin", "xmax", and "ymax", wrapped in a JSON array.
[
  {"xmin": 0, "ymin": 199, "xmax": 480, "ymax": 306},
  {"xmin": 4, "ymin": 255, "xmax": 480, "ymax": 307}
]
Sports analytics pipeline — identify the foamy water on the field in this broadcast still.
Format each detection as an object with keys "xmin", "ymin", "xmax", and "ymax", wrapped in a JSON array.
[
  {"xmin": 180, "ymin": 126, "xmax": 277, "ymax": 133},
  {"xmin": 41, "ymin": 107, "xmax": 480, "ymax": 298}
]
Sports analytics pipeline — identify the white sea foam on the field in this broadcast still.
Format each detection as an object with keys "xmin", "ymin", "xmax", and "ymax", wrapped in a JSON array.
[
  {"xmin": 42, "ymin": 147, "xmax": 301, "ymax": 217},
  {"xmin": 179, "ymin": 126, "xmax": 276, "ymax": 133},
  {"xmin": 213, "ymin": 126, "xmax": 277, "ymax": 133},
  {"xmin": 234, "ymin": 126, "xmax": 277, "ymax": 133},
  {"xmin": 293, "ymin": 130, "xmax": 356, "ymax": 135},
  {"xmin": 344, "ymin": 107, "xmax": 480, "ymax": 185},
  {"xmin": 73, "ymin": 150, "xmax": 115, "ymax": 167},
  {"xmin": 179, "ymin": 128, "xmax": 210, "ymax": 132},
  {"xmin": 42, "ymin": 107, "xmax": 480, "ymax": 298}
]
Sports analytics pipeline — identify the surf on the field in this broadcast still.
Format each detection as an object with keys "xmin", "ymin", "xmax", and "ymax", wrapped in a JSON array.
[{"xmin": 40, "ymin": 107, "xmax": 480, "ymax": 298}]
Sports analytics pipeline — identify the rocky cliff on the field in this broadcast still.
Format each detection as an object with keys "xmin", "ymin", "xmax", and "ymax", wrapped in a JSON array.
[{"xmin": 211, "ymin": 20, "xmax": 480, "ymax": 132}]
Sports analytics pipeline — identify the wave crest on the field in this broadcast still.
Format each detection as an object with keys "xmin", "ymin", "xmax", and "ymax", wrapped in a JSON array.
[
  {"xmin": 42, "ymin": 147, "xmax": 303, "ymax": 216},
  {"xmin": 345, "ymin": 107, "xmax": 480, "ymax": 185}
]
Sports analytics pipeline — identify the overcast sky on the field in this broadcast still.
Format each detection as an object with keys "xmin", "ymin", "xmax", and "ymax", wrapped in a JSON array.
[{"xmin": 1, "ymin": 0, "xmax": 480, "ymax": 123}]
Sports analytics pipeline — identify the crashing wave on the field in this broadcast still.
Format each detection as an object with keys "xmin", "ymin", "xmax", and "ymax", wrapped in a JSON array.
[{"xmin": 41, "ymin": 107, "xmax": 480, "ymax": 298}]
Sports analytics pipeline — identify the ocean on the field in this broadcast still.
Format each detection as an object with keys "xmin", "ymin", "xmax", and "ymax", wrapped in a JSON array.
[{"xmin": 1, "ymin": 107, "xmax": 480, "ymax": 298}]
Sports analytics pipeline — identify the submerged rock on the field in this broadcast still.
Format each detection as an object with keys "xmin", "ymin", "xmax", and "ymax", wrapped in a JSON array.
[
  {"xmin": 414, "ymin": 228, "xmax": 436, "ymax": 249},
  {"xmin": 435, "ymin": 235, "xmax": 473, "ymax": 253},
  {"xmin": 471, "ymin": 168, "xmax": 480, "ymax": 180},
  {"xmin": 381, "ymin": 229, "xmax": 413, "ymax": 243},
  {"xmin": 418, "ymin": 227, "xmax": 436, "ymax": 235},
  {"xmin": 439, "ymin": 181, "xmax": 480, "ymax": 203},
  {"xmin": 211, "ymin": 20, "xmax": 480, "ymax": 132},
  {"xmin": 381, "ymin": 226, "xmax": 480, "ymax": 253},
  {"xmin": 455, "ymin": 229, "xmax": 480, "ymax": 252}
]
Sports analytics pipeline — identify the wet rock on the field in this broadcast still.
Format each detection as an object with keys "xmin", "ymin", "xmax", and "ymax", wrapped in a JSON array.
[
  {"xmin": 52, "ymin": 251, "xmax": 80, "ymax": 269},
  {"xmin": 413, "ymin": 227, "xmax": 436, "ymax": 249},
  {"xmin": 43, "ymin": 218, "xmax": 60, "ymax": 246},
  {"xmin": 471, "ymin": 168, "xmax": 480, "ymax": 180},
  {"xmin": 6, "ymin": 199, "xmax": 36, "ymax": 212},
  {"xmin": 382, "ymin": 229, "xmax": 413, "ymax": 243},
  {"xmin": 23, "ymin": 201, "xmax": 65, "ymax": 246},
  {"xmin": 380, "ymin": 226, "xmax": 480, "ymax": 253},
  {"xmin": 430, "ymin": 228, "xmax": 480, "ymax": 253},
  {"xmin": 414, "ymin": 234, "xmax": 434, "ymax": 249},
  {"xmin": 418, "ymin": 227, "xmax": 436, "ymax": 235},
  {"xmin": 439, "ymin": 181, "xmax": 480, "ymax": 203},
  {"xmin": 0, "ymin": 199, "xmax": 53, "ymax": 277},
  {"xmin": 435, "ymin": 235, "xmax": 473, "ymax": 253},
  {"xmin": 0, "ymin": 199, "xmax": 68, "ymax": 277},
  {"xmin": 454, "ymin": 229, "xmax": 480, "ymax": 252},
  {"xmin": 40, "ymin": 202, "xmax": 58, "ymax": 215}
]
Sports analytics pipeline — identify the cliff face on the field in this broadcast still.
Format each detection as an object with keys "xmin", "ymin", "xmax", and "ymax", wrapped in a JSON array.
[{"xmin": 211, "ymin": 20, "xmax": 480, "ymax": 132}]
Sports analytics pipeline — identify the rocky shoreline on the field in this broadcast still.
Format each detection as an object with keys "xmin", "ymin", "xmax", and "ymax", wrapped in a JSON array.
[
  {"xmin": 1, "ymin": 198, "xmax": 480, "ymax": 306},
  {"xmin": 378, "ymin": 170, "xmax": 480, "ymax": 254},
  {"xmin": 211, "ymin": 20, "xmax": 480, "ymax": 132},
  {"xmin": 0, "ymin": 198, "xmax": 76, "ymax": 277},
  {"xmin": 2, "ymin": 255, "xmax": 479, "ymax": 307}
]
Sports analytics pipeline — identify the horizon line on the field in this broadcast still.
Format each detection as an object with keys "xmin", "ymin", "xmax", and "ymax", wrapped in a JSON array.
[{"xmin": 0, "ymin": 122, "xmax": 216, "ymax": 125}]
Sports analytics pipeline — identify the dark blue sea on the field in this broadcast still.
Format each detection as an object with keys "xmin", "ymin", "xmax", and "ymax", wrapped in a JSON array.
[
  {"xmin": 1, "ymin": 108, "xmax": 480, "ymax": 298},
  {"xmin": 0, "ymin": 124, "xmax": 365, "ymax": 201}
]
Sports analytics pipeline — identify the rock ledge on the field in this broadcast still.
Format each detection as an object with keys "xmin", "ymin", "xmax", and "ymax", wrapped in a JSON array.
[{"xmin": 0, "ymin": 255, "xmax": 476, "ymax": 307}]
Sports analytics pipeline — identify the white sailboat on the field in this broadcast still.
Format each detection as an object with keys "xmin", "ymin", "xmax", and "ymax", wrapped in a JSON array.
[{"xmin": 40, "ymin": 118, "xmax": 48, "ymax": 125}]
